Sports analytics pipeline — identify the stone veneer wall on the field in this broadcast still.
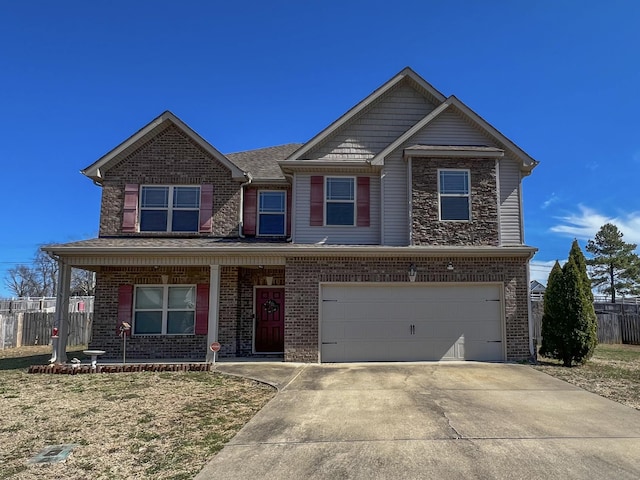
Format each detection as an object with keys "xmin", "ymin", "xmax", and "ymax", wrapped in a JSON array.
[
  {"xmin": 99, "ymin": 124, "xmax": 241, "ymax": 237},
  {"xmin": 411, "ymin": 158, "xmax": 499, "ymax": 246},
  {"xmin": 91, "ymin": 266, "xmax": 210, "ymax": 360},
  {"xmin": 284, "ymin": 256, "xmax": 530, "ymax": 362}
]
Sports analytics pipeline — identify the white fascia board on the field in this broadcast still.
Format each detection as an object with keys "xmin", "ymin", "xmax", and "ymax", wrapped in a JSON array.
[
  {"xmin": 81, "ymin": 111, "xmax": 247, "ymax": 183},
  {"xmin": 47, "ymin": 244, "xmax": 538, "ymax": 259}
]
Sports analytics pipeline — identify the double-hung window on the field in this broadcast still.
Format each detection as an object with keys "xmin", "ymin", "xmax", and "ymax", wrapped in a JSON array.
[
  {"xmin": 258, "ymin": 191, "xmax": 286, "ymax": 236},
  {"xmin": 438, "ymin": 170, "xmax": 470, "ymax": 221},
  {"xmin": 325, "ymin": 177, "xmax": 355, "ymax": 226},
  {"xmin": 140, "ymin": 186, "xmax": 200, "ymax": 232},
  {"xmin": 133, "ymin": 285, "xmax": 196, "ymax": 335}
]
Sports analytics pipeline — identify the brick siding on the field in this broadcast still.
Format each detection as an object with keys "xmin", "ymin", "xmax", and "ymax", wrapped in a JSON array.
[
  {"xmin": 99, "ymin": 124, "xmax": 241, "ymax": 237},
  {"xmin": 92, "ymin": 266, "xmax": 210, "ymax": 360},
  {"xmin": 411, "ymin": 158, "xmax": 499, "ymax": 246},
  {"xmin": 284, "ymin": 256, "xmax": 530, "ymax": 362},
  {"xmin": 91, "ymin": 265, "xmax": 286, "ymax": 361}
]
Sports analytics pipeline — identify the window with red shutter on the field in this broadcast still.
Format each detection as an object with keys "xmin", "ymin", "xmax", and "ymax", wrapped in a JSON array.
[
  {"xmin": 310, "ymin": 176, "xmax": 324, "ymax": 226},
  {"xmin": 357, "ymin": 176, "xmax": 370, "ymax": 227},
  {"xmin": 122, "ymin": 184, "xmax": 139, "ymax": 232},
  {"xmin": 243, "ymin": 188, "xmax": 257, "ymax": 236},
  {"xmin": 199, "ymin": 184, "xmax": 214, "ymax": 233},
  {"xmin": 195, "ymin": 284, "xmax": 209, "ymax": 335},
  {"xmin": 117, "ymin": 285, "xmax": 133, "ymax": 336}
]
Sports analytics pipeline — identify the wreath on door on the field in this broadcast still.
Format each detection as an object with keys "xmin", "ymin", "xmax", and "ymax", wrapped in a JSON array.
[{"xmin": 263, "ymin": 299, "xmax": 280, "ymax": 314}]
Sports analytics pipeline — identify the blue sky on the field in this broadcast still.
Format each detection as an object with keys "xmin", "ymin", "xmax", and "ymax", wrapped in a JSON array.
[{"xmin": 1, "ymin": 1, "xmax": 639, "ymax": 297}]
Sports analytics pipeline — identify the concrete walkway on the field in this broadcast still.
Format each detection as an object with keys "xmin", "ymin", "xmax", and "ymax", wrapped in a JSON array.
[{"xmin": 196, "ymin": 362, "xmax": 640, "ymax": 479}]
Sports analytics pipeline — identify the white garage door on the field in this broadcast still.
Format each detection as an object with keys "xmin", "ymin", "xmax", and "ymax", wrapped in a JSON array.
[{"xmin": 320, "ymin": 284, "xmax": 503, "ymax": 362}]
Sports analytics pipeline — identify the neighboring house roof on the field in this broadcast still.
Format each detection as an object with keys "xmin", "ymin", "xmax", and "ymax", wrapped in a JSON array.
[
  {"xmin": 285, "ymin": 67, "xmax": 447, "ymax": 162},
  {"xmin": 226, "ymin": 143, "xmax": 303, "ymax": 181},
  {"xmin": 530, "ymin": 280, "xmax": 546, "ymax": 293},
  {"xmin": 82, "ymin": 111, "xmax": 247, "ymax": 183}
]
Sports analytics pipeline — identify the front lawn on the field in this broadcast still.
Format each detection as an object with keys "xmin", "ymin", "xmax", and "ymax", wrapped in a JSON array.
[
  {"xmin": 0, "ymin": 346, "xmax": 275, "ymax": 479},
  {"xmin": 534, "ymin": 343, "xmax": 640, "ymax": 410}
]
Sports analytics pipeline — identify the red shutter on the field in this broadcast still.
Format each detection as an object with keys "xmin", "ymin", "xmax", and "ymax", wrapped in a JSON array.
[
  {"xmin": 243, "ymin": 188, "xmax": 257, "ymax": 236},
  {"xmin": 286, "ymin": 188, "xmax": 292, "ymax": 236},
  {"xmin": 116, "ymin": 285, "xmax": 133, "ymax": 337},
  {"xmin": 357, "ymin": 177, "xmax": 370, "ymax": 227},
  {"xmin": 122, "ymin": 184, "xmax": 139, "ymax": 233},
  {"xmin": 199, "ymin": 184, "xmax": 214, "ymax": 233},
  {"xmin": 195, "ymin": 284, "xmax": 209, "ymax": 335},
  {"xmin": 310, "ymin": 176, "xmax": 324, "ymax": 226}
]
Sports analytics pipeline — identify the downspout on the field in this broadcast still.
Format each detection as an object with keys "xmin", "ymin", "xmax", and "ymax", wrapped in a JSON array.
[
  {"xmin": 527, "ymin": 250, "xmax": 536, "ymax": 360},
  {"xmin": 283, "ymin": 173, "xmax": 295, "ymax": 242},
  {"xmin": 238, "ymin": 173, "xmax": 253, "ymax": 238}
]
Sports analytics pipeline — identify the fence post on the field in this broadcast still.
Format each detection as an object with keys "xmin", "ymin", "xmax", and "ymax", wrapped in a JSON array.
[{"xmin": 16, "ymin": 312, "xmax": 23, "ymax": 347}]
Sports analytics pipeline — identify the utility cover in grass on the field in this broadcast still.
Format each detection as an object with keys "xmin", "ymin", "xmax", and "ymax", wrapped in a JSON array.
[{"xmin": 28, "ymin": 444, "xmax": 78, "ymax": 464}]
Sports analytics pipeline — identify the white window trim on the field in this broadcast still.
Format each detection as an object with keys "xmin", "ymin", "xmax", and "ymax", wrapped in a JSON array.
[
  {"xmin": 324, "ymin": 176, "xmax": 356, "ymax": 227},
  {"xmin": 257, "ymin": 190, "xmax": 286, "ymax": 237},
  {"xmin": 437, "ymin": 169, "xmax": 471, "ymax": 222},
  {"xmin": 140, "ymin": 185, "xmax": 200, "ymax": 232},
  {"xmin": 133, "ymin": 284, "xmax": 196, "ymax": 336}
]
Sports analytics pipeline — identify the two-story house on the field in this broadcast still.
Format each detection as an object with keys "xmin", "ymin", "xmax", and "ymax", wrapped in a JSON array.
[{"xmin": 44, "ymin": 67, "xmax": 538, "ymax": 364}]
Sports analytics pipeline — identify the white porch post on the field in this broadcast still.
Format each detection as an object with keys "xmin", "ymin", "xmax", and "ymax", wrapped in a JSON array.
[
  {"xmin": 54, "ymin": 261, "xmax": 72, "ymax": 364},
  {"xmin": 206, "ymin": 264, "xmax": 221, "ymax": 362}
]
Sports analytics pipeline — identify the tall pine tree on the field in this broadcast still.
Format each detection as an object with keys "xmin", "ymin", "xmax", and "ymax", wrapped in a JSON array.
[
  {"xmin": 586, "ymin": 223, "xmax": 640, "ymax": 303},
  {"xmin": 539, "ymin": 241, "xmax": 598, "ymax": 366}
]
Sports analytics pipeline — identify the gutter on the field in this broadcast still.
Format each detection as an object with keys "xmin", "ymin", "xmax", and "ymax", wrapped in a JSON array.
[{"xmin": 43, "ymin": 244, "xmax": 538, "ymax": 258}]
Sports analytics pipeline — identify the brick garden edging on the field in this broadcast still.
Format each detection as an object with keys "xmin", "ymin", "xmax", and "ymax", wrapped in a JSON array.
[{"xmin": 28, "ymin": 363, "xmax": 212, "ymax": 374}]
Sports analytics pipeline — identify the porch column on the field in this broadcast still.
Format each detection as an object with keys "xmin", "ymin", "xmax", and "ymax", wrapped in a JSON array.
[
  {"xmin": 54, "ymin": 260, "xmax": 72, "ymax": 364},
  {"xmin": 206, "ymin": 264, "xmax": 221, "ymax": 362}
]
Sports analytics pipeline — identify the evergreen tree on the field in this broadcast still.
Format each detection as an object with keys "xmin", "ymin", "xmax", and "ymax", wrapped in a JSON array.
[
  {"xmin": 586, "ymin": 223, "xmax": 640, "ymax": 303},
  {"xmin": 539, "ymin": 261, "xmax": 565, "ymax": 360},
  {"xmin": 539, "ymin": 242, "xmax": 598, "ymax": 367}
]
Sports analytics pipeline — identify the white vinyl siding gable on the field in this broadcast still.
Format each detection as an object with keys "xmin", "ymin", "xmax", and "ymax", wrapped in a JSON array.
[
  {"xmin": 305, "ymin": 83, "xmax": 436, "ymax": 161},
  {"xmin": 293, "ymin": 174, "xmax": 380, "ymax": 244}
]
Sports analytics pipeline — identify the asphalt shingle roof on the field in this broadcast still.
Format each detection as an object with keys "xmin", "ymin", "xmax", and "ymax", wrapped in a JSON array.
[{"xmin": 226, "ymin": 143, "xmax": 303, "ymax": 180}]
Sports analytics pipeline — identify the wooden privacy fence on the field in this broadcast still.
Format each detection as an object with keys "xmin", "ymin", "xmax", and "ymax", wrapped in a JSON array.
[
  {"xmin": 0, "ymin": 312, "xmax": 92, "ymax": 349},
  {"xmin": 531, "ymin": 300, "xmax": 640, "ymax": 345}
]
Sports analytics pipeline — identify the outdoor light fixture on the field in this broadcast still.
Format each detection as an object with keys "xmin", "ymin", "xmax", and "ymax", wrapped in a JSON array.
[
  {"xmin": 408, "ymin": 263, "xmax": 417, "ymax": 282},
  {"xmin": 447, "ymin": 262, "xmax": 454, "ymax": 271}
]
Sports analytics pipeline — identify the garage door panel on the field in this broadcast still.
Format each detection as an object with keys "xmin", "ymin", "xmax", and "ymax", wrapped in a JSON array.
[{"xmin": 321, "ymin": 284, "xmax": 504, "ymax": 362}]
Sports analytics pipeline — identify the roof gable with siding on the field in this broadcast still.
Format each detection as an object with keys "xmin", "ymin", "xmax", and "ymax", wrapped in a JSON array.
[{"xmin": 303, "ymin": 79, "xmax": 438, "ymax": 161}]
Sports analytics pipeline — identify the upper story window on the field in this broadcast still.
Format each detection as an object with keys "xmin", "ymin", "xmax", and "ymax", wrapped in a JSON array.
[
  {"xmin": 258, "ymin": 191, "xmax": 286, "ymax": 236},
  {"xmin": 133, "ymin": 285, "xmax": 196, "ymax": 335},
  {"xmin": 325, "ymin": 177, "xmax": 355, "ymax": 226},
  {"xmin": 438, "ymin": 170, "xmax": 470, "ymax": 221},
  {"xmin": 140, "ymin": 186, "xmax": 200, "ymax": 232}
]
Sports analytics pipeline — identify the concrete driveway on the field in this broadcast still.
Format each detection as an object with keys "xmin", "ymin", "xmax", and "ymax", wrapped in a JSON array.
[{"xmin": 196, "ymin": 362, "xmax": 640, "ymax": 479}]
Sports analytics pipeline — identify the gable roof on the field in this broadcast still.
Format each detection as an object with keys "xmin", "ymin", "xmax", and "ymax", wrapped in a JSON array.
[
  {"xmin": 285, "ymin": 67, "xmax": 447, "ymax": 162},
  {"xmin": 369, "ymin": 95, "xmax": 538, "ymax": 173},
  {"xmin": 226, "ymin": 143, "xmax": 303, "ymax": 181},
  {"xmin": 82, "ymin": 111, "xmax": 246, "ymax": 183}
]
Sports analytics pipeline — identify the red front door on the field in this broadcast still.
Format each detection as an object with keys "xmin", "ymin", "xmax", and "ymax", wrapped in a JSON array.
[{"xmin": 255, "ymin": 288, "xmax": 285, "ymax": 353}]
